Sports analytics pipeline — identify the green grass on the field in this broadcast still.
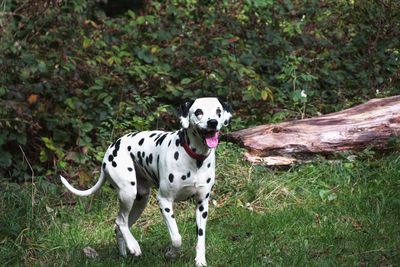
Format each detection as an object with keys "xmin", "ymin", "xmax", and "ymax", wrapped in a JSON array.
[{"xmin": 1, "ymin": 143, "xmax": 400, "ymax": 266}]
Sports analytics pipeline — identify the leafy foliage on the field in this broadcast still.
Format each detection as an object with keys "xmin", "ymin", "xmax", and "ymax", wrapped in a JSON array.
[{"xmin": 0, "ymin": 0, "xmax": 399, "ymax": 180}]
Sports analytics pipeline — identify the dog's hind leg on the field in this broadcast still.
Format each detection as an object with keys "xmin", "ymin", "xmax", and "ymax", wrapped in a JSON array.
[
  {"xmin": 128, "ymin": 176, "xmax": 152, "ymax": 227},
  {"xmin": 109, "ymin": 162, "xmax": 142, "ymax": 257},
  {"xmin": 115, "ymin": 187, "xmax": 142, "ymax": 257}
]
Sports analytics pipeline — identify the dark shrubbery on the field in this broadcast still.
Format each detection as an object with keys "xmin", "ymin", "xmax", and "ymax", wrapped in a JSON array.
[{"xmin": 0, "ymin": 0, "xmax": 399, "ymax": 181}]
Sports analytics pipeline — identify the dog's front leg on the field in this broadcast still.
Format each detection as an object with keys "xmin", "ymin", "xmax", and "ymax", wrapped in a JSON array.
[
  {"xmin": 157, "ymin": 194, "xmax": 182, "ymax": 259},
  {"xmin": 195, "ymin": 197, "xmax": 209, "ymax": 267}
]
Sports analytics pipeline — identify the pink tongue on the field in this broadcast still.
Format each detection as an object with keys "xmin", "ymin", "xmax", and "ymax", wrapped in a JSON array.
[{"xmin": 205, "ymin": 131, "xmax": 219, "ymax": 148}]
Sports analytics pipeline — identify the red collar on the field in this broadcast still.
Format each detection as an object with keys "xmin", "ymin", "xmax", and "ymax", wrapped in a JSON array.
[{"xmin": 181, "ymin": 135, "xmax": 210, "ymax": 162}]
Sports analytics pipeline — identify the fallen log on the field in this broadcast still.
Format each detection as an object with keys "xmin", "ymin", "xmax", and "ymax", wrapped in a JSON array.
[{"xmin": 225, "ymin": 95, "xmax": 400, "ymax": 166}]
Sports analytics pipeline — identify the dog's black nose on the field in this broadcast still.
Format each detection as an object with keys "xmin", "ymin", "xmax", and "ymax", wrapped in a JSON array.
[{"xmin": 207, "ymin": 119, "xmax": 218, "ymax": 129}]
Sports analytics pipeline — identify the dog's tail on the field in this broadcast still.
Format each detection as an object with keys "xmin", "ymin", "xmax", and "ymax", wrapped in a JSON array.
[{"xmin": 60, "ymin": 170, "xmax": 106, "ymax": 197}]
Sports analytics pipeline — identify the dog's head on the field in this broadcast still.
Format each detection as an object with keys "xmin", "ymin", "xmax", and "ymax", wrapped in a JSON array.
[{"xmin": 178, "ymin": 97, "xmax": 232, "ymax": 148}]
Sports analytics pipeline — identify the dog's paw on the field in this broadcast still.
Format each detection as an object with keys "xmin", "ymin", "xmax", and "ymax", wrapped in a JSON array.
[
  {"xmin": 127, "ymin": 239, "xmax": 142, "ymax": 257},
  {"xmin": 195, "ymin": 257, "xmax": 207, "ymax": 267},
  {"xmin": 165, "ymin": 245, "xmax": 181, "ymax": 259}
]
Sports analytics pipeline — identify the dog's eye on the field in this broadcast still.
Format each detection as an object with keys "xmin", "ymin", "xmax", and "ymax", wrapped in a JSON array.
[
  {"xmin": 194, "ymin": 109, "xmax": 203, "ymax": 117},
  {"xmin": 216, "ymin": 108, "xmax": 221, "ymax": 118}
]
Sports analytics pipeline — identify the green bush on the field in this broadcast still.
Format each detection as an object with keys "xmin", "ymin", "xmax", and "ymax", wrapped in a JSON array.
[{"xmin": 0, "ymin": 0, "xmax": 399, "ymax": 181}]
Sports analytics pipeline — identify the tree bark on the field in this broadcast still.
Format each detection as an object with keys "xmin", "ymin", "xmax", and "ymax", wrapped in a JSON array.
[{"xmin": 225, "ymin": 96, "xmax": 400, "ymax": 166}]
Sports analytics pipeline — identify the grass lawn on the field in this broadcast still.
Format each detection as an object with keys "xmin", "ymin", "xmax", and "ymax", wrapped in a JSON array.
[{"xmin": 1, "ymin": 143, "xmax": 399, "ymax": 266}]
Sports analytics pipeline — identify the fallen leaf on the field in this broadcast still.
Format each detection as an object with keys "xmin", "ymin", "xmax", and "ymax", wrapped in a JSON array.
[
  {"xmin": 27, "ymin": 94, "xmax": 39, "ymax": 105},
  {"xmin": 352, "ymin": 220, "xmax": 362, "ymax": 231},
  {"xmin": 65, "ymin": 151, "xmax": 77, "ymax": 161},
  {"xmin": 45, "ymin": 205, "xmax": 54, "ymax": 213},
  {"xmin": 228, "ymin": 36, "xmax": 239, "ymax": 43},
  {"xmin": 83, "ymin": 246, "xmax": 99, "ymax": 259}
]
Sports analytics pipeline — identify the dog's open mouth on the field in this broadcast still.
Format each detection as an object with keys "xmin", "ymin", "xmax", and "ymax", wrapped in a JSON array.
[{"xmin": 198, "ymin": 129, "xmax": 219, "ymax": 148}]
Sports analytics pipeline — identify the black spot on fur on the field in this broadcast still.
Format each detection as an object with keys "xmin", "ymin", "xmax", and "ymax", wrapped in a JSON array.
[
  {"xmin": 207, "ymin": 162, "xmax": 211, "ymax": 168},
  {"xmin": 131, "ymin": 181, "xmax": 135, "ymax": 186},
  {"xmin": 206, "ymin": 193, "xmax": 210, "ymax": 198},
  {"xmin": 128, "ymin": 167, "xmax": 133, "ymax": 172},
  {"xmin": 130, "ymin": 152, "xmax": 135, "ymax": 161},
  {"xmin": 178, "ymin": 130, "xmax": 184, "ymax": 141},
  {"xmin": 174, "ymin": 151, "xmax": 179, "ymax": 160},
  {"xmin": 148, "ymin": 153, "xmax": 153, "ymax": 164},
  {"xmin": 198, "ymin": 228, "xmax": 204, "ymax": 236},
  {"xmin": 207, "ymin": 178, "xmax": 211, "ymax": 183},
  {"xmin": 168, "ymin": 140, "xmax": 172, "ymax": 146},
  {"xmin": 175, "ymin": 138, "xmax": 180, "ymax": 147},
  {"xmin": 146, "ymin": 156, "xmax": 149, "ymax": 166},
  {"xmin": 156, "ymin": 133, "xmax": 168, "ymax": 146},
  {"xmin": 181, "ymin": 175, "xmax": 186, "ymax": 180},
  {"xmin": 154, "ymin": 133, "xmax": 162, "ymax": 141},
  {"xmin": 112, "ymin": 139, "xmax": 121, "ymax": 157},
  {"xmin": 110, "ymin": 139, "xmax": 116, "ymax": 148},
  {"xmin": 149, "ymin": 133, "xmax": 157, "ymax": 138},
  {"xmin": 112, "ymin": 161, "xmax": 117, "ymax": 167},
  {"xmin": 169, "ymin": 173, "xmax": 174, "ymax": 183},
  {"xmin": 115, "ymin": 138, "xmax": 121, "ymax": 149},
  {"xmin": 138, "ymin": 138, "xmax": 145, "ymax": 146},
  {"xmin": 187, "ymin": 171, "xmax": 191, "ymax": 177},
  {"xmin": 137, "ymin": 151, "xmax": 143, "ymax": 166},
  {"xmin": 108, "ymin": 155, "xmax": 114, "ymax": 162},
  {"xmin": 164, "ymin": 208, "xmax": 170, "ymax": 213},
  {"xmin": 202, "ymin": 212, "xmax": 208, "ymax": 219},
  {"xmin": 199, "ymin": 205, "xmax": 204, "ymax": 212},
  {"xmin": 142, "ymin": 151, "xmax": 145, "ymax": 158},
  {"xmin": 103, "ymin": 162, "xmax": 106, "ymax": 170},
  {"xmin": 196, "ymin": 160, "xmax": 203, "ymax": 168},
  {"xmin": 171, "ymin": 214, "xmax": 175, "ymax": 219},
  {"xmin": 129, "ymin": 132, "xmax": 139, "ymax": 138},
  {"xmin": 127, "ymin": 146, "xmax": 131, "ymax": 151}
]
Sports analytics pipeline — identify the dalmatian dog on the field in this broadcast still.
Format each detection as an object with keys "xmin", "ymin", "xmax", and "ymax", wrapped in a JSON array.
[{"xmin": 60, "ymin": 97, "xmax": 232, "ymax": 266}]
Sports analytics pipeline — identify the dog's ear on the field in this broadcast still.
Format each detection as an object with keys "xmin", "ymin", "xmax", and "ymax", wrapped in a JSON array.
[
  {"xmin": 218, "ymin": 98, "xmax": 233, "ymax": 113},
  {"xmin": 218, "ymin": 98, "xmax": 233, "ymax": 126},
  {"xmin": 178, "ymin": 100, "xmax": 194, "ymax": 129}
]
